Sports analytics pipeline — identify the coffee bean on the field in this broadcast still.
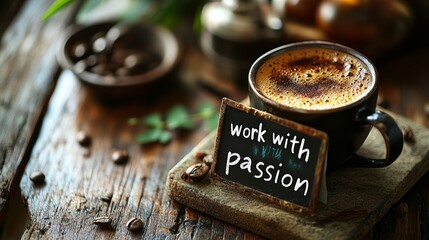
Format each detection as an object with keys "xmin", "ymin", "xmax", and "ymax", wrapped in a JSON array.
[
  {"xmin": 115, "ymin": 67, "xmax": 128, "ymax": 77},
  {"xmin": 195, "ymin": 151, "xmax": 207, "ymax": 161},
  {"xmin": 74, "ymin": 60, "xmax": 88, "ymax": 74},
  {"xmin": 112, "ymin": 150, "xmax": 129, "ymax": 164},
  {"xmin": 182, "ymin": 163, "xmax": 209, "ymax": 183},
  {"xmin": 202, "ymin": 154, "xmax": 213, "ymax": 167},
  {"xmin": 85, "ymin": 54, "xmax": 98, "ymax": 68},
  {"xmin": 195, "ymin": 152, "xmax": 213, "ymax": 167},
  {"xmin": 93, "ymin": 216, "xmax": 112, "ymax": 227},
  {"xmin": 126, "ymin": 217, "xmax": 144, "ymax": 232},
  {"xmin": 91, "ymin": 62, "xmax": 109, "ymax": 75},
  {"xmin": 92, "ymin": 37, "xmax": 107, "ymax": 53},
  {"xmin": 30, "ymin": 171, "xmax": 45, "ymax": 185},
  {"xmin": 124, "ymin": 52, "xmax": 159, "ymax": 75},
  {"xmin": 71, "ymin": 42, "xmax": 88, "ymax": 60},
  {"xmin": 402, "ymin": 126, "xmax": 415, "ymax": 144},
  {"xmin": 76, "ymin": 131, "xmax": 91, "ymax": 147}
]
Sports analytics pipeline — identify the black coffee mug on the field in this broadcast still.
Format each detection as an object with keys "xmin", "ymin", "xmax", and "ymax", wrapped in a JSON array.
[{"xmin": 248, "ymin": 41, "xmax": 403, "ymax": 172}]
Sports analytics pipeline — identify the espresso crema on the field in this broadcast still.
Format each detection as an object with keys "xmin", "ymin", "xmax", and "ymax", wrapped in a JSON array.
[{"xmin": 255, "ymin": 47, "xmax": 374, "ymax": 110}]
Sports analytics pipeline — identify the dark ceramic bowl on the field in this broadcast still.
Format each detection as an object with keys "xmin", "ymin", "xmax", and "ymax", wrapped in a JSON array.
[{"xmin": 57, "ymin": 21, "xmax": 180, "ymax": 101}]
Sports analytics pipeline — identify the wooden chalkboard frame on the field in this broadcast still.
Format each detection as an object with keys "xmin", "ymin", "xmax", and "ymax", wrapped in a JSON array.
[{"xmin": 211, "ymin": 98, "xmax": 329, "ymax": 214}]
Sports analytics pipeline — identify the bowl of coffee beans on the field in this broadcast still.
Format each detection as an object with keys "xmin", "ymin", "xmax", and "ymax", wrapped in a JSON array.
[{"xmin": 57, "ymin": 21, "xmax": 180, "ymax": 101}]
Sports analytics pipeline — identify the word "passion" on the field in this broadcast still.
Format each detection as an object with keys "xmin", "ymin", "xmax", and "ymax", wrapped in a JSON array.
[{"xmin": 224, "ymin": 122, "xmax": 312, "ymax": 196}]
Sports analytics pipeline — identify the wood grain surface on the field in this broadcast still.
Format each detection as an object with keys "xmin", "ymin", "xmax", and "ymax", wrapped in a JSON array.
[
  {"xmin": 18, "ymin": 68, "xmax": 257, "ymax": 239},
  {"xmin": 0, "ymin": 0, "xmax": 73, "ymax": 223},
  {"xmin": 0, "ymin": 0, "xmax": 428, "ymax": 239}
]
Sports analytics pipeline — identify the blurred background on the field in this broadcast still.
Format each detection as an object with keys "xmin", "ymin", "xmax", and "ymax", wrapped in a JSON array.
[{"xmin": 33, "ymin": 0, "xmax": 429, "ymax": 125}]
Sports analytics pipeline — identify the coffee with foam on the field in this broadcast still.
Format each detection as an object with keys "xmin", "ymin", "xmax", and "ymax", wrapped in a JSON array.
[{"xmin": 255, "ymin": 47, "xmax": 373, "ymax": 110}]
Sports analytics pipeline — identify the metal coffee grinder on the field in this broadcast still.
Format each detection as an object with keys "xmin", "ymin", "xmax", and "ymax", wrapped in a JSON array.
[{"xmin": 200, "ymin": 0, "xmax": 285, "ymax": 86}]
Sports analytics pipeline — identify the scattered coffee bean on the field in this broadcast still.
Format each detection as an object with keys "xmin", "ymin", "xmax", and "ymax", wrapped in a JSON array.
[
  {"xmin": 126, "ymin": 217, "xmax": 144, "ymax": 232},
  {"xmin": 92, "ymin": 37, "xmax": 107, "ymax": 53},
  {"xmin": 93, "ymin": 216, "xmax": 112, "ymax": 227},
  {"xmin": 124, "ymin": 52, "xmax": 159, "ymax": 75},
  {"xmin": 85, "ymin": 54, "xmax": 98, "ymax": 68},
  {"xmin": 76, "ymin": 131, "xmax": 91, "ymax": 147},
  {"xmin": 71, "ymin": 30, "xmax": 161, "ymax": 79},
  {"xmin": 115, "ymin": 67, "xmax": 128, "ymax": 77},
  {"xmin": 202, "ymin": 154, "xmax": 213, "ymax": 167},
  {"xmin": 195, "ymin": 151, "xmax": 207, "ymax": 161},
  {"xmin": 74, "ymin": 60, "xmax": 88, "ymax": 74},
  {"xmin": 30, "ymin": 171, "xmax": 45, "ymax": 185},
  {"xmin": 194, "ymin": 151, "xmax": 213, "ymax": 167},
  {"xmin": 100, "ymin": 192, "xmax": 113, "ymax": 202},
  {"xmin": 402, "ymin": 126, "xmax": 415, "ymax": 144},
  {"xmin": 112, "ymin": 150, "xmax": 129, "ymax": 164},
  {"xmin": 91, "ymin": 62, "xmax": 109, "ymax": 75},
  {"xmin": 182, "ymin": 163, "xmax": 209, "ymax": 183},
  {"xmin": 71, "ymin": 42, "xmax": 88, "ymax": 60}
]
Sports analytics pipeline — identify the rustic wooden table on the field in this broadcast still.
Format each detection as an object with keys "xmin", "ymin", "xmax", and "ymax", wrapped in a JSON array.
[{"xmin": 0, "ymin": 1, "xmax": 428, "ymax": 239}]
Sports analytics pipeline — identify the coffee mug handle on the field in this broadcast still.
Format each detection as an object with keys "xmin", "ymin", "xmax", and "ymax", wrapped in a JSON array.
[{"xmin": 346, "ymin": 109, "xmax": 404, "ymax": 168}]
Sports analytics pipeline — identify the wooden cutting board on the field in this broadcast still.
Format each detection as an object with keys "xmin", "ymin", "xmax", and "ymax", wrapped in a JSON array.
[{"xmin": 166, "ymin": 109, "xmax": 429, "ymax": 239}]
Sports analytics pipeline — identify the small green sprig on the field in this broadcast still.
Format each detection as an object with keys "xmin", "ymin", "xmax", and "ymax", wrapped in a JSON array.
[
  {"xmin": 128, "ymin": 103, "xmax": 219, "ymax": 144},
  {"xmin": 42, "ymin": 0, "xmax": 75, "ymax": 21},
  {"xmin": 42, "ymin": 0, "xmax": 206, "ymax": 31}
]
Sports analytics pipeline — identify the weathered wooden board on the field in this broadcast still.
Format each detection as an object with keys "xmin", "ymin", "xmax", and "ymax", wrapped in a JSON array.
[
  {"xmin": 0, "ymin": 0, "xmax": 74, "ymax": 223},
  {"xmin": 18, "ymin": 69, "xmax": 262, "ymax": 239},
  {"xmin": 1, "ymin": 1, "xmax": 428, "ymax": 238},
  {"xmin": 167, "ymin": 109, "xmax": 429, "ymax": 240}
]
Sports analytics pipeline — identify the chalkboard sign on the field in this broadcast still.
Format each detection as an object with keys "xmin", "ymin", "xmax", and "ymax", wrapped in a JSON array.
[{"xmin": 211, "ymin": 98, "xmax": 328, "ymax": 213}]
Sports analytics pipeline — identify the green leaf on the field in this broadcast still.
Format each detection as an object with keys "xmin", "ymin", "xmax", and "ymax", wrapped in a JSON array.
[
  {"xmin": 166, "ymin": 105, "xmax": 194, "ymax": 129},
  {"xmin": 151, "ymin": 0, "xmax": 185, "ymax": 28},
  {"xmin": 136, "ymin": 128, "xmax": 163, "ymax": 144},
  {"xmin": 159, "ymin": 131, "xmax": 172, "ymax": 144},
  {"xmin": 207, "ymin": 111, "xmax": 219, "ymax": 131},
  {"xmin": 143, "ymin": 113, "xmax": 163, "ymax": 128},
  {"xmin": 192, "ymin": 2, "xmax": 205, "ymax": 33},
  {"xmin": 131, "ymin": 102, "xmax": 219, "ymax": 144},
  {"xmin": 197, "ymin": 103, "xmax": 215, "ymax": 119},
  {"xmin": 42, "ymin": 0, "xmax": 75, "ymax": 21}
]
